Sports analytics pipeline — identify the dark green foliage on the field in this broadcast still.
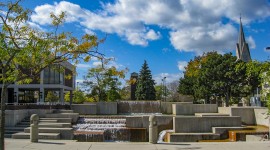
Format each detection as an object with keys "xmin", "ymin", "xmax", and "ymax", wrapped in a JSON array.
[
  {"xmin": 178, "ymin": 51, "xmax": 270, "ymax": 106},
  {"xmin": 136, "ymin": 60, "xmax": 156, "ymax": 100}
]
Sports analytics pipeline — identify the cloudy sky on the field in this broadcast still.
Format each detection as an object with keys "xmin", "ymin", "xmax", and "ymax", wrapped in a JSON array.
[{"xmin": 22, "ymin": 0, "xmax": 270, "ymax": 85}]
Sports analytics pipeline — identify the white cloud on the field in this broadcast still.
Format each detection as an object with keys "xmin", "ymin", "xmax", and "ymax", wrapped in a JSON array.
[
  {"xmin": 153, "ymin": 73, "xmax": 183, "ymax": 85},
  {"xmin": 247, "ymin": 36, "xmax": 256, "ymax": 49},
  {"xmin": 92, "ymin": 61, "xmax": 102, "ymax": 67},
  {"xmin": 30, "ymin": 0, "xmax": 270, "ymax": 53},
  {"xmin": 84, "ymin": 29, "xmax": 95, "ymax": 35},
  {"xmin": 170, "ymin": 23, "xmax": 238, "ymax": 54},
  {"xmin": 177, "ymin": 61, "xmax": 188, "ymax": 72},
  {"xmin": 146, "ymin": 29, "xmax": 161, "ymax": 40},
  {"xmin": 76, "ymin": 64, "xmax": 90, "ymax": 68}
]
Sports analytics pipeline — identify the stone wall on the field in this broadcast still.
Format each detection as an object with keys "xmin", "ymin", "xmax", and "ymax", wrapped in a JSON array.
[
  {"xmin": 97, "ymin": 102, "xmax": 117, "ymax": 115},
  {"xmin": 3, "ymin": 109, "xmax": 54, "ymax": 126},
  {"xmin": 231, "ymin": 107, "xmax": 256, "ymax": 125},
  {"xmin": 126, "ymin": 115, "xmax": 173, "ymax": 133},
  {"xmin": 218, "ymin": 107, "xmax": 268, "ymax": 125},
  {"xmin": 117, "ymin": 101, "xmax": 161, "ymax": 114},
  {"xmin": 71, "ymin": 104, "xmax": 97, "ymax": 115},
  {"xmin": 173, "ymin": 116, "xmax": 241, "ymax": 133},
  {"xmin": 161, "ymin": 102, "xmax": 192, "ymax": 114},
  {"xmin": 172, "ymin": 103, "xmax": 218, "ymax": 115}
]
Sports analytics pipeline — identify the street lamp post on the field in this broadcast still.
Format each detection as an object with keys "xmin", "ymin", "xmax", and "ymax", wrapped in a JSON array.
[
  {"xmin": 76, "ymin": 82, "xmax": 79, "ymax": 90},
  {"xmin": 162, "ymin": 77, "xmax": 167, "ymax": 102},
  {"xmin": 265, "ymin": 46, "xmax": 270, "ymax": 139}
]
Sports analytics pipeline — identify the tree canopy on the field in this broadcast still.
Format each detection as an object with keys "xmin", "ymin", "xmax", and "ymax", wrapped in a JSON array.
[
  {"xmin": 0, "ymin": 1, "xmax": 104, "ymax": 148},
  {"xmin": 178, "ymin": 51, "xmax": 270, "ymax": 106},
  {"xmin": 82, "ymin": 59, "xmax": 127, "ymax": 102}
]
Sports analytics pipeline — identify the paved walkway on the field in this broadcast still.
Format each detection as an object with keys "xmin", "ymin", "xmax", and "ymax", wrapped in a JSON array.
[{"xmin": 5, "ymin": 139, "xmax": 270, "ymax": 150}]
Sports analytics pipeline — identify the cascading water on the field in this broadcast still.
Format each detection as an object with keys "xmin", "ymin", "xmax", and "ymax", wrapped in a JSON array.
[
  {"xmin": 73, "ymin": 117, "xmax": 133, "ymax": 142},
  {"xmin": 157, "ymin": 130, "xmax": 174, "ymax": 143}
]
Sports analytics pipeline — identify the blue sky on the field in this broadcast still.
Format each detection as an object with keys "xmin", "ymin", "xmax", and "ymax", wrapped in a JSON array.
[{"xmin": 22, "ymin": 0, "xmax": 270, "ymax": 85}]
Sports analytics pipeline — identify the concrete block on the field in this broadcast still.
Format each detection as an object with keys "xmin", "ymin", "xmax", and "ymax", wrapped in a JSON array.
[
  {"xmin": 170, "ymin": 133, "xmax": 220, "ymax": 142},
  {"xmin": 71, "ymin": 104, "xmax": 97, "ymax": 115},
  {"xmin": 254, "ymin": 108, "xmax": 269, "ymax": 127},
  {"xmin": 173, "ymin": 116, "xmax": 242, "ymax": 133},
  {"xmin": 161, "ymin": 102, "xmax": 192, "ymax": 114},
  {"xmin": 24, "ymin": 127, "xmax": 73, "ymax": 140},
  {"xmin": 246, "ymin": 135, "xmax": 265, "ymax": 141},
  {"xmin": 173, "ymin": 104, "xmax": 218, "ymax": 115},
  {"xmin": 231, "ymin": 107, "xmax": 256, "ymax": 125},
  {"xmin": 126, "ymin": 115, "xmax": 173, "ymax": 133}
]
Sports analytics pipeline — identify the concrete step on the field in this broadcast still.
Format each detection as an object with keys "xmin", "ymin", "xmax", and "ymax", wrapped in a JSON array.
[
  {"xmin": 54, "ymin": 110, "xmax": 74, "ymax": 113},
  {"xmin": 38, "ymin": 123, "xmax": 71, "ymax": 128},
  {"xmin": 5, "ymin": 127, "xmax": 26, "ymax": 131},
  {"xmin": 18, "ymin": 122, "xmax": 30, "ymax": 125},
  {"xmin": 12, "ymin": 132, "xmax": 60, "ymax": 140},
  {"xmin": 4, "ymin": 134, "xmax": 12, "ymax": 138},
  {"xmin": 40, "ymin": 118, "xmax": 72, "ymax": 123},
  {"xmin": 170, "ymin": 133, "xmax": 220, "ymax": 142},
  {"xmin": 15, "ymin": 124, "xmax": 29, "ymax": 128},
  {"xmin": 5, "ymin": 130, "xmax": 20, "ymax": 134},
  {"xmin": 45, "ymin": 113, "xmax": 79, "ymax": 123},
  {"xmin": 195, "ymin": 113, "xmax": 230, "ymax": 117},
  {"xmin": 39, "ymin": 120, "xmax": 58, "ymax": 123},
  {"xmin": 24, "ymin": 127, "xmax": 74, "ymax": 140}
]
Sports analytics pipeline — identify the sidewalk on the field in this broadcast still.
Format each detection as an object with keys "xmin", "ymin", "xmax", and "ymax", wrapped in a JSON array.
[{"xmin": 5, "ymin": 139, "xmax": 270, "ymax": 150}]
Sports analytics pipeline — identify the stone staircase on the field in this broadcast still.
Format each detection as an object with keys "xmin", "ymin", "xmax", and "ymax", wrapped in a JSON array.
[
  {"xmin": 166, "ymin": 103, "xmax": 247, "ymax": 142},
  {"xmin": 6, "ymin": 109, "xmax": 78, "ymax": 140}
]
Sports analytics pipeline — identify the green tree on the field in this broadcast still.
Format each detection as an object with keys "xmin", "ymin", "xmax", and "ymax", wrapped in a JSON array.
[
  {"xmin": 45, "ymin": 91, "xmax": 59, "ymax": 102},
  {"xmin": 64, "ymin": 90, "xmax": 87, "ymax": 104},
  {"xmin": 135, "ymin": 60, "xmax": 156, "ymax": 100},
  {"xmin": 0, "ymin": 1, "xmax": 104, "ymax": 148},
  {"xmin": 83, "ymin": 59, "xmax": 127, "ymax": 101}
]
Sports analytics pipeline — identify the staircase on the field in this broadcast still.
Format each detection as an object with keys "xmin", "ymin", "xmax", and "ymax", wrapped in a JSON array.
[{"xmin": 5, "ymin": 109, "xmax": 78, "ymax": 140}]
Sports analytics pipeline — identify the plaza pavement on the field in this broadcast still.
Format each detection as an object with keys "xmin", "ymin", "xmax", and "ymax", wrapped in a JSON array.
[{"xmin": 5, "ymin": 139, "xmax": 270, "ymax": 150}]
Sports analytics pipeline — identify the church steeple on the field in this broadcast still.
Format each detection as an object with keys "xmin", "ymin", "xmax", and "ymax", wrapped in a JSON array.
[{"xmin": 236, "ymin": 16, "xmax": 251, "ymax": 62}]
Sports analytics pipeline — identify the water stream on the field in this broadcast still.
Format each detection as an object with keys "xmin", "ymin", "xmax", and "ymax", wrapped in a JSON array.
[{"xmin": 73, "ymin": 117, "xmax": 133, "ymax": 142}]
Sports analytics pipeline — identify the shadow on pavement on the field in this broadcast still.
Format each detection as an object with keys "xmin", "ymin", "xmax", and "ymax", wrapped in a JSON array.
[{"xmin": 37, "ymin": 141, "xmax": 66, "ymax": 145}]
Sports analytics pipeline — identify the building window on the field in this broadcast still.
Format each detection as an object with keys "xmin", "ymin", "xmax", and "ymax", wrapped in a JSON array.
[{"xmin": 43, "ymin": 65, "xmax": 62, "ymax": 84}]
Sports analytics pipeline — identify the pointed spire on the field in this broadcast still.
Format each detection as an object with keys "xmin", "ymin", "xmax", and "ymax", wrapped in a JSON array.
[{"xmin": 236, "ymin": 15, "xmax": 251, "ymax": 62}]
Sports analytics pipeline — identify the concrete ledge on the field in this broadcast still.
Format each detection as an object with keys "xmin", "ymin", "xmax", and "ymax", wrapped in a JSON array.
[
  {"xmin": 173, "ymin": 104, "xmax": 218, "ymax": 115},
  {"xmin": 173, "ymin": 116, "xmax": 242, "ymax": 133},
  {"xmin": 195, "ymin": 113, "xmax": 229, "ymax": 117},
  {"xmin": 170, "ymin": 133, "xmax": 220, "ymax": 142},
  {"xmin": 218, "ymin": 107, "xmax": 268, "ymax": 125},
  {"xmin": 38, "ymin": 123, "xmax": 71, "ymax": 128},
  {"xmin": 40, "ymin": 118, "xmax": 72, "ymax": 123}
]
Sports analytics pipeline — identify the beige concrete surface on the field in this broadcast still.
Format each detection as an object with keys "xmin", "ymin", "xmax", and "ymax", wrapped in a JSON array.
[{"xmin": 5, "ymin": 139, "xmax": 270, "ymax": 150}]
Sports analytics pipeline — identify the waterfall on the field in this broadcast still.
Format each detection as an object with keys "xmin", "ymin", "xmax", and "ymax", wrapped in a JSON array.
[{"xmin": 157, "ymin": 130, "xmax": 174, "ymax": 143}]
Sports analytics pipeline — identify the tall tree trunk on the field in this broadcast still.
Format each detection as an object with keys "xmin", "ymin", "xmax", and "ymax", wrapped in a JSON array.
[{"xmin": 0, "ymin": 83, "xmax": 7, "ymax": 150}]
